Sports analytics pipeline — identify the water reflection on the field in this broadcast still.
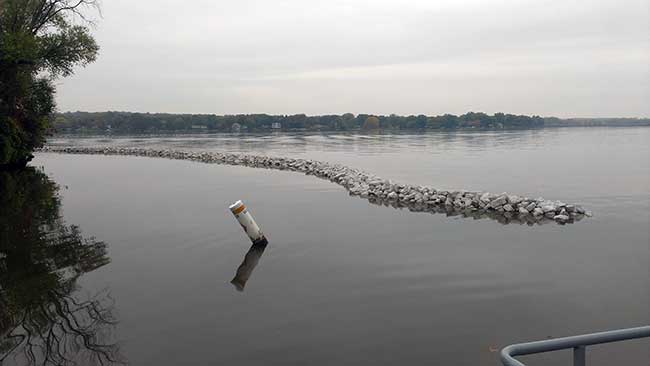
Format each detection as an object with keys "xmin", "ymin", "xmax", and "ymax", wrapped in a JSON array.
[
  {"xmin": 0, "ymin": 168, "xmax": 123, "ymax": 365},
  {"xmin": 231, "ymin": 242, "xmax": 268, "ymax": 292},
  {"xmin": 51, "ymin": 130, "xmax": 545, "ymax": 156}
]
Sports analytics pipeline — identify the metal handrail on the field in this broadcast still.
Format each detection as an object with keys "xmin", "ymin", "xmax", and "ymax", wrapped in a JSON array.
[{"xmin": 500, "ymin": 325, "xmax": 650, "ymax": 366}]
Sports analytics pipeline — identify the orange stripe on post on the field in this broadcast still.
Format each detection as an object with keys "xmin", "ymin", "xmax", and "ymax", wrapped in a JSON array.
[{"xmin": 232, "ymin": 204, "xmax": 246, "ymax": 215}]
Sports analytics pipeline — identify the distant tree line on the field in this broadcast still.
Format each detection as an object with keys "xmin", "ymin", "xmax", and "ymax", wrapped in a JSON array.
[{"xmin": 52, "ymin": 111, "xmax": 650, "ymax": 134}]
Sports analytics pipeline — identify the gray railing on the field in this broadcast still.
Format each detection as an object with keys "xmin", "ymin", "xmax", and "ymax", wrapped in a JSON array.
[{"xmin": 500, "ymin": 325, "xmax": 650, "ymax": 366}]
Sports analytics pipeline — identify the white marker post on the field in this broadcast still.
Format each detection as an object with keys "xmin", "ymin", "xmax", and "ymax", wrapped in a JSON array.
[{"xmin": 229, "ymin": 200, "xmax": 268, "ymax": 245}]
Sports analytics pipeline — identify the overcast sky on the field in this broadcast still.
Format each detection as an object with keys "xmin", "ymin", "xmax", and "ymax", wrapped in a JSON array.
[{"xmin": 57, "ymin": 0, "xmax": 649, "ymax": 117}]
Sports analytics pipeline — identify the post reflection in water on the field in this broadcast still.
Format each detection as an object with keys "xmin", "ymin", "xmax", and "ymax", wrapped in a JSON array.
[
  {"xmin": 231, "ymin": 242, "xmax": 268, "ymax": 292},
  {"xmin": 0, "ymin": 167, "xmax": 124, "ymax": 366}
]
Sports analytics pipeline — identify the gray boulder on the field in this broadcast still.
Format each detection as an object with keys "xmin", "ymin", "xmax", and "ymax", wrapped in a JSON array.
[
  {"xmin": 554, "ymin": 214, "xmax": 570, "ymax": 223},
  {"xmin": 489, "ymin": 195, "xmax": 508, "ymax": 208}
]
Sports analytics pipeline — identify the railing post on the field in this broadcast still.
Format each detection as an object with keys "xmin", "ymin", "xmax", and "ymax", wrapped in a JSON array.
[
  {"xmin": 573, "ymin": 346, "xmax": 586, "ymax": 366},
  {"xmin": 501, "ymin": 326, "xmax": 650, "ymax": 366}
]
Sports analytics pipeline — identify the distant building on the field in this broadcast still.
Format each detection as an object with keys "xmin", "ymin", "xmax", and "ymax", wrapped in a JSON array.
[
  {"xmin": 231, "ymin": 123, "xmax": 241, "ymax": 132},
  {"xmin": 463, "ymin": 120, "xmax": 481, "ymax": 128},
  {"xmin": 271, "ymin": 122, "xmax": 281, "ymax": 129}
]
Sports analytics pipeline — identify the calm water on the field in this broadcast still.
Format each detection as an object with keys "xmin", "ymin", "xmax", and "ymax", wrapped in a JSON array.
[{"xmin": 2, "ymin": 128, "xmax": 649, "ymax": 365}]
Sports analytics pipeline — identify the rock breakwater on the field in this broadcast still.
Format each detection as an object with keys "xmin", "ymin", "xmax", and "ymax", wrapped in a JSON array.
[{"xmin": 39, "ymin": 146, "xmax": 591, "ymax": 226}]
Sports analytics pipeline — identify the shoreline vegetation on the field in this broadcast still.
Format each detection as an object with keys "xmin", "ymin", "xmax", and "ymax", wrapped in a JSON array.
[
  {"xmin": 40, "ymin": 145, "xmax": 591, "ymax": 226},
  {"xmin": 0, "ymin": 0, "xmax": 99, "ymax": 170},
  {"xmin": 53, "ymin": 111, "xmax": 650, "ymax": 134}
]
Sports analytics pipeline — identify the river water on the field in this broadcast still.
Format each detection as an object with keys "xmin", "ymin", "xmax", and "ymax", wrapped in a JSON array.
[{"xmin": 2, "ymin": 127, "xmax": 649, "ymax": 365}]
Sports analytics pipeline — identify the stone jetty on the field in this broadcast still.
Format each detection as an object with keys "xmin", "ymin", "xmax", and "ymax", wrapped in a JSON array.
[{"xmin": 39, "ymin": 146, "xmax": 591, "ymax": 226}]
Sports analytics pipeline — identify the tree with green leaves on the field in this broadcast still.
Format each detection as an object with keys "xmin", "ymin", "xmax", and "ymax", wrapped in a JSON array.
[
  {"xmin": 0, "ymin": 0, "xmax": 99, "ymax": 170},
  {"xmin": 362, "ymin": 116, "xmax": 380, "ymax": 130}
]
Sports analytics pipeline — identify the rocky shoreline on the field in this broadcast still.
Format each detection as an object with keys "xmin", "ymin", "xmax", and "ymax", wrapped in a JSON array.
[{"xmin": 39, "ymin": 146, "xmax": 591, "ymax": 226}]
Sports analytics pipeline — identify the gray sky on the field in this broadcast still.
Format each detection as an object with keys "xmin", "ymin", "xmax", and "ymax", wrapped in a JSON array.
[{"xmin": 57, "ymin": 0, "xmax": 649, "ymax": 117}]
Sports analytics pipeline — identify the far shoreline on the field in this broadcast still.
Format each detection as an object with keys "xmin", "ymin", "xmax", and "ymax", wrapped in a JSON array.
[{"xmin": 53, "ymin": 111, "xmax": 650, "ymax": 135}]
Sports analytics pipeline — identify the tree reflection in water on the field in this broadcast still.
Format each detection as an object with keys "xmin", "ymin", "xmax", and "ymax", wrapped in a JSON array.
[{"xmin": 0, "ymin": 167, "xmax": 124, "ymax": 365}]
